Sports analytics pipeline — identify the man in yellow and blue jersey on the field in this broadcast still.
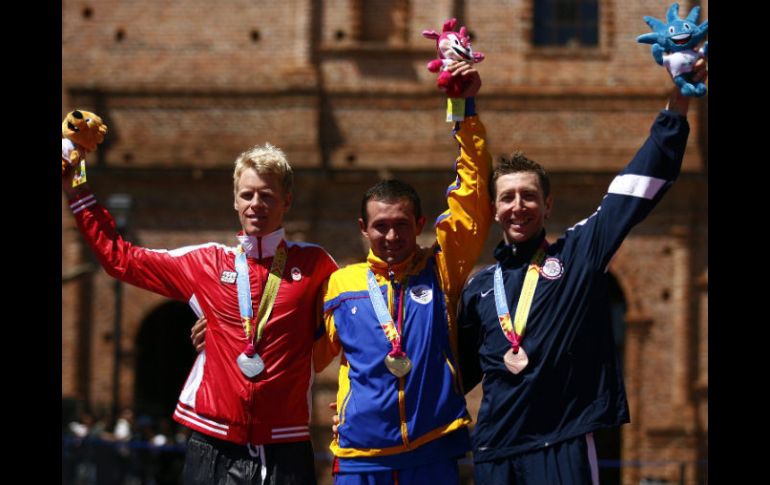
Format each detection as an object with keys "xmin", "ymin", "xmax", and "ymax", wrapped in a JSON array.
[{"xmin": 313, "ymin": 61, "xmax": 492, "ymax": 485}]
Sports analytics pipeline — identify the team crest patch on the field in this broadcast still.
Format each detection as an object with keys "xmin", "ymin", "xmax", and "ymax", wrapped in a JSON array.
[
  {"xmin": 220, "ymin": 271, "xmax": 237, "ymax": 284},
  {"xmin": 291, "ymin": 267, "xmax": 302, "ymax": 281},
  {"xmin": 410, "ymin": 285, "xmax": 433, "ymax": 304},
  {"xmin": 540, "ymin": 258, "xmax": 564, "ymax": 280}
]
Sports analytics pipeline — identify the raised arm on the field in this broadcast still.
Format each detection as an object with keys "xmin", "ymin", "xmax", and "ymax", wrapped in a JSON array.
[
  {"xmin": 62, "ymin": 142, "xmax": 196, "ymax": 301},
  {"xmin": 564, "ymin": 59, "xmax": 707, "ymax": 271},
  {"xmin": 433, "ymin": 61, "xmax": 494, "ymax": 358}
]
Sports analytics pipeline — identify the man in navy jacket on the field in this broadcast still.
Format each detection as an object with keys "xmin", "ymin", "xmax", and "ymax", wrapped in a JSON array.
[{"xmin": 457, "ymin": 62, "xmax": 707, "ymax": 484}]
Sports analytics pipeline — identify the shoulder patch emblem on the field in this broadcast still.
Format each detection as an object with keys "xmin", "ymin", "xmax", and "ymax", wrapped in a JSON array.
[
  {"xmin": 291, "ymin": 267, "xmax": 302, "ymax": 281},
  {"xmin": 540, "ymin": 258, "xmax": 564, "ymax": 280},
  {"xmin": 220, "ymin": 271, "xmax": 237, "ymax": 284},
  {"xmin": 410, "ymin": 285, "xmax": 433, "ymax": 305}
]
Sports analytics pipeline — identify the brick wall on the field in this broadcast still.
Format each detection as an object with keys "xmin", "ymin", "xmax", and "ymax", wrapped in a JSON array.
[{"xmin": 63, "ymin": 1, "xmax": 708, "ymax": 483}]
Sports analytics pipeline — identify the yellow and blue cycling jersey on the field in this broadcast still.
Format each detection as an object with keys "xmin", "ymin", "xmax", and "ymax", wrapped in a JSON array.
[{"xmin": 314, "ymin": 109, "xmax": 492, "ymax": 472}]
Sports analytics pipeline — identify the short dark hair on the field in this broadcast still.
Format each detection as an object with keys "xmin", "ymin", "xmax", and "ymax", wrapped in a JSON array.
[
  {"xmin": 490, "ymin": 151, "xmax": 550, "ymax": 200},
  {"xmin": 361, "ymin": 179, "xmax": 423, "ymax": 225}
]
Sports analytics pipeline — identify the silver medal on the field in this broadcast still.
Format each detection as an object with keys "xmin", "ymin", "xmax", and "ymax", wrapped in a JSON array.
[{"xmin": 237, "ymin": 352, "xmax": 265, "ymax": 377}]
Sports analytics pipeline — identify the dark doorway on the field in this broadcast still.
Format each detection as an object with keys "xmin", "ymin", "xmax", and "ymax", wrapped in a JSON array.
[
  {"xmin": 592, "ymin": 272, "xmax": 626, "ymax": 485},
  {"xmin": 134, "ymin": 301, "xmax": 198, "ymax": 419}
]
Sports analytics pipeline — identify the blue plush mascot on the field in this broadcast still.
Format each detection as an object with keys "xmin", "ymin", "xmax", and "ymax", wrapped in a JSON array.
[{"xmin": 637, "ymin": 3, "xmax": 708, "ymax": 97}]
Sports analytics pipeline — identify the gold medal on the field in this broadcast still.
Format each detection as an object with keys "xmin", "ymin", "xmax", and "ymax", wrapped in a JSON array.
[
  {"xmin": 503, "ymin": 347, "xmax": 529, "ymax": 374},
  {"xmin": 384, "ymin": 354, "xmax": 412, "ymax": 378}
]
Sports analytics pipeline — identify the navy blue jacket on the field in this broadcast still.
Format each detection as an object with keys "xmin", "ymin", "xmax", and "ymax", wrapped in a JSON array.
[{"xmin": 458, "ymin": 110, "xmax": 690, "ymax": 463}]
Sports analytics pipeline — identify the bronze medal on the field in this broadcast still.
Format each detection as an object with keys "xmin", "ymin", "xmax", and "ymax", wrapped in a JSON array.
[
  {"xmin": 503, "ymin": 347, "xmax": 529, "ymax": 374},
  {"xmin": 384, "ymin": 354, "xmax": 412, "ymax": 378}
]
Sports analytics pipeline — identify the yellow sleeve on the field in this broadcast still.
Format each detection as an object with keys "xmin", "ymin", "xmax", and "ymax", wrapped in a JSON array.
[
  {"xmin": 312, "ymin": 279, "xmax": 342, "ymax": 372},
  {"xmin": 434, "ymin": 115, "xmax": 493, "ymax": 359}
]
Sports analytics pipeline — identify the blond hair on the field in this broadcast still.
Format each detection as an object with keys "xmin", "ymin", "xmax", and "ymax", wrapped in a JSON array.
[{"xmin": 233, "ymin": 143, "xmax": 294, "ymax": 195}]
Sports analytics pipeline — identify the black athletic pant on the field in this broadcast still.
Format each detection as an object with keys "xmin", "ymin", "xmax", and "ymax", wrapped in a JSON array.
[{"xmin": 183, "ymin": 431, "xmax": 317, "ymax": 485}]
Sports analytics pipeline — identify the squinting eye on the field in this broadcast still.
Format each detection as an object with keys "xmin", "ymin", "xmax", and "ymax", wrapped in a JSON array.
[{"xmin": 683, "ymin": 23, "xmax": 691, "ymax": 30}]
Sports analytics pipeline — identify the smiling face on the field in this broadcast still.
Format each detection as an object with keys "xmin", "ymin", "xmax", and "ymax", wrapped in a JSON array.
[
  {"xmin": 359, "ymin": 198, "xmax": 426, "ymax": 266},
  {"xmin": 668, "ymin": 21, "xmax": 695, "ymax": 46},
  {"xmin": 234, "ymin": 169, "xmax": 292, "ymax": 237},
  {"xmin": 640, "ymin": 4, "xmax": 708, "ymax": 53},
  {"xmin": 493, "ymin": 172, "xmax": 552, "ymax": 245},
  {"xmin": 664, "ymin": 19, "xmax": 705, "ymax": 50}
]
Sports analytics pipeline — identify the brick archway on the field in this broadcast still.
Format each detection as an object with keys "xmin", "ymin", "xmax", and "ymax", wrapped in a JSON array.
[{"xmin": 133, "ymin": 301, "xmax": 198, "ymax": 419}]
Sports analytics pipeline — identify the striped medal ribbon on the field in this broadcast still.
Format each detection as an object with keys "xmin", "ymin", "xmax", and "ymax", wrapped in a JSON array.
[
  {"xmin": 235, "ymin": 244, "xmax": 287, "ymax": 378},
  {"xmin": 367, "ymin": 270, "xmax": 411, "ymax": 378},
  {"xmin": 493, "ymin": 241, "xmax": 548, "ymax": 374}
]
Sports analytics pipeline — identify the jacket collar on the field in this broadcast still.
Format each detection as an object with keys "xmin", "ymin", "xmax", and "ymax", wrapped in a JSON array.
[
  {"xmin": 366, "ymin": 247, "xmax": 428, "ymax": 283},
  {"xmin": 236, "ymin": 228, "xmax": 285, "ymax": 259},
  {"xmin": 494, "ymin": 230, "xmax": 547, "ymax": 267}
]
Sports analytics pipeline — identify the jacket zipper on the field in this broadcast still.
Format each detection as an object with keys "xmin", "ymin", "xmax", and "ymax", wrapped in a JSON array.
[
  {"xmin": 245, "ymin": 237, "xmax": 263, "ymax": 438},
  {"xmin": 389, "ymin": 268, "xmax": 410, "ymax": 447}
]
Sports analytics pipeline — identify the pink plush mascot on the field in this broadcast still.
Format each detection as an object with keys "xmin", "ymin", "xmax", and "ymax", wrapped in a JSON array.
[{"xmin": 422, "ymin": 18, "xmax": 485, "ymax": 97}]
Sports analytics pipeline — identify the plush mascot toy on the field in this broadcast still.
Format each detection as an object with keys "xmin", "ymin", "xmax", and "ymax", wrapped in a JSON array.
[
  {"xmin": 423, "ymin": 18, "xmax": 485, "ymax": 121},
  {"xmin": 637, "ymin": 3, "xmax": 708, "ymax": 97},
  {"xmin": 62, "ymin": 109, "xmax": 108, "ymax": 186}
]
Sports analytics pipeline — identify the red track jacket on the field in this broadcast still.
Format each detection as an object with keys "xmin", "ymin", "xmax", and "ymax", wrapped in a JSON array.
[{"xmin": 70, "ymin": 192, "xmax": 337, "ymax": 445}]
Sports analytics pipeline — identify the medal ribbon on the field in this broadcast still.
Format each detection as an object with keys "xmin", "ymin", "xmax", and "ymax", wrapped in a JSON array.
[
  {"xmin": 235, "ymin": 243, "xmax": 288, "ymax": 356},
  {"xmin": 367, "ymin": 270, "xmax": 406, "ymax": 358},
  {"xmin": 493, "ymin": 241, "xmax": 548, "ymax": 353}
]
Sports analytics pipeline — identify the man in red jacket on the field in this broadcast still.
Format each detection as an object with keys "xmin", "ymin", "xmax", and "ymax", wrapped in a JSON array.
[{"xmin": 63, "ymin": 141, "xmax": 338, "ymax": 484}]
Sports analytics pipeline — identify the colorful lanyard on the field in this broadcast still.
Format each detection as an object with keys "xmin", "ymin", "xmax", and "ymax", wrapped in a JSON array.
[
  {"xmin": 366, "ymin": 270, "xmax": 407, "ymax": 359},
  {"xmin": 493, "ymin": 241, "xmax": 548, "ymax": 353},
  {"xmin": 235, "ymin": 244, "xmax": 287, "ymax": 356}
]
